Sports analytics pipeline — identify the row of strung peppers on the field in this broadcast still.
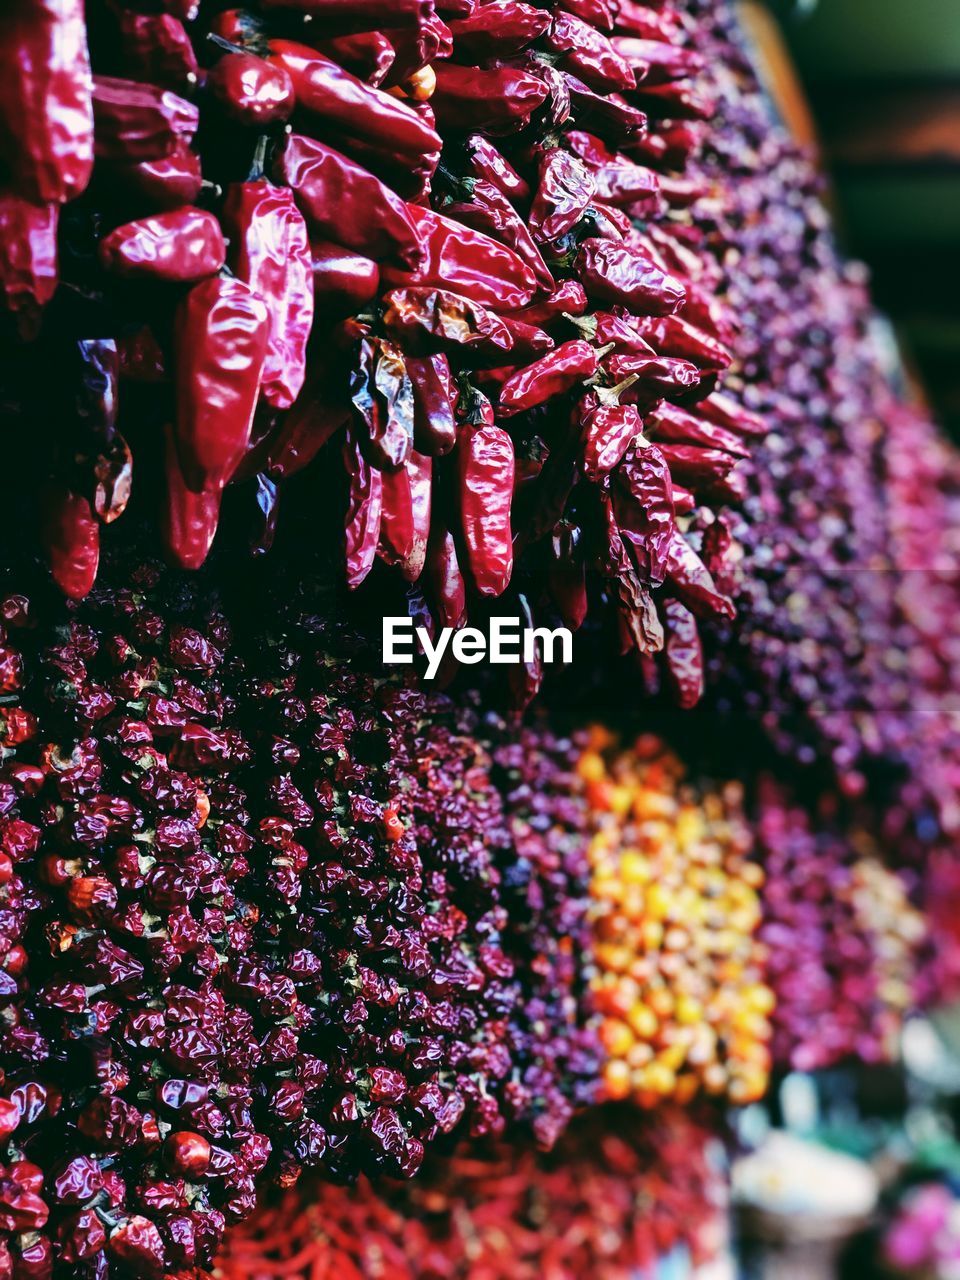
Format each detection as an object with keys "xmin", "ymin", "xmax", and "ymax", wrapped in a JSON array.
[
  {"xmin": 0, "ymin": 0, "xmax": 765, "ymax": 710},
  {"xmin": 580, "ymin": 728, "xmax": 774, "ymax": 1108}
]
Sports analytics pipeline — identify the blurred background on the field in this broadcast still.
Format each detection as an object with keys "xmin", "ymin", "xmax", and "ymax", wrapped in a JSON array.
[{"xmin": 752, "ymin": 0, "xmax": 960, "ymax": 435}]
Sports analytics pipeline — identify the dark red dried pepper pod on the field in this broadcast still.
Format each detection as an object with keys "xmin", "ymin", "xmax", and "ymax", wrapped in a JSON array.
[
  {"xmin": 431, "ymin": 64, "xmax": 549, "ymax": 134},
  {"xmin": 658, "ymin": 443, "xmax": 739, "ymax": 491},
  {"xmin": 311, "ymin": 31, "xmax": 396, "ymax": 88},
  {"xmin": 664, "ymin": 527, "xmax": 735, "ymax": 620},
  {"xmin": 161, "ymin": 427, "xmax": 222, "ymax": 571},
  {"xmin": 563, "ymin": 74, "xmax": 647, "ymax": 141},
  {"xmin": 206, "ymin": 52, "xmax": 295, "ymax": 126},
  {"xmin": 173, "ymin": 276, "xmax": 270, "ymax": 492},
  {"xmin": 383, "ymin": 204, "xmax": 538, "ymax": 312},
  {"xmin": 39, "ymin": 484, "xmax": 100, "ymax": 600},
  {"xmin": 381, "ymin": 287, "xmax": 515, "ymax": 357},
  {"xmin": 310, "ymin": 240, "xmax": 381, "ymax": 316},
  {"xmin": 528, "ymin": 149, "xmax": 597, "ymax": 244},
  {"xmin": 647, "ymin": 402, "xmax": 749, "ymax": 458},
  {"xmin": 463, "ymin": 134, "xmax": 531, "ymax": 207},
  {"xmin": 342, "ymin": 424, "xmax": 382, "ymax": 589},
  {"xmin": 98, "ymin": 208, "xmax": 226, "ymax": 282},
  {"xmin": 425, "ymin": 520, "xmax": 466, "ymax": 630},
  {"xmin": 75, "ymin": 338, "xmax": 120, "ymax": 439},
  {"xmin": 699, "ymin": 390, "xmax": 767, "ymax": 438},
  {"xmin": 275, "ymin": 134, "xmax": 425, "ymax": 269},
  {"xmin": 221, "ymin": 180, "xmax": 314, "ymax": 410},
  {"xmin": 407, "ymin": 354, "xmax": 458, "ymax": 457},
  {"xmin": 558, "ymin": 0, "xmax": 615, "ymax": 29},
  {"xmin": 350, "ymin": 338, "xmax": 415, "ymax": 471},
  {"xmin": 379, "ymin": 449, "xmax": 432, "ymax": 581},
  {"xmin": 260, "ymin": 0, "xmax": 429, "ymax": 27},
  {"xmin": 605, "ymin": 353, "xmax": 700, "ymax": 397},
  {"xmin": 447, "ymin": 2, "xmax": 550, "ymax": 59},
  {"xmin": 454, "ymin": 389, "xmax": 515, "ymax": 597},
  {"xmin": 105, "ymin": 140, "xmax": 203, "ymax": 212},
  {"xmin": 611, "ymin": 438, "xmax": 674, "ymax": 586},
  {"xmin": 92, "ymin": 76, "xmax": 199, "ymax": 162},
  {"xmin": 566, "ymin": 130, "xmax": 659, "ymax": 207},
  {"xmin": 267, "ymin": 40, "xmax": 441, "ymax": 172},
  {"xmin": 508, "ymin": 280, "xmax": 587, "ymax": 328},
  {"xmin": 581, "ymin": 399, "xmax": 643, "ymax": 480},
  {"xmin": 251, "ymin": 361, "xmax": 350, "ymax": 481},
  {"xmin": 0, "ymin": 195, "xmax": 58, "ymax": 341},
  {"xmin": 0, "ymin": 0, "xmax": 94, "ymax": 204},
  {"xmin": 547, "ymin": 12, "xmax": 636, "ymax": 93},
  {"xmin": 112, "ymin": 10, "xmax": 199, "ymax": 92},
  {"xmin": 660, "ymin": 598, "xmax": 703, "ymax": 709},
  {"xmin": 612, "ymin": 0, "xmax": 680, "ymax": 40},
  {"xmin": 633, "ymin": 315, "xmax": 732, "ymax": 371},
  {"xmin": 444, "ymin": 179, "xmax": 554, "ymax": 293},
  {"xmin": 92, "ymin": 434, "xmax": 133, "ymax": 525},
  {"xmin": 577, "ymin": 240, "xmax": 685, "ymax": 315},
  {"xmin": 611, "ymin": 36, "xmax": 704, "ymax": 87},
  {"xmin": 499, "ymin": 340, "xmax": 598, "ymax": 418},
  {"xmin": 633, "ymin": 79, "xmax": 715, "ymax": 122},
  {"xmin": 499, "ymin": 316, "xmax": 555, "ymax": 359}
]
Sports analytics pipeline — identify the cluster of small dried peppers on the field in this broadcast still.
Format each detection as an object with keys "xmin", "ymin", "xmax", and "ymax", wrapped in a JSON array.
[
  {"xmin": 0, "ymin": 0, "xmax": 762, "ymax": 712},
  {"xmin": 581, "ymin": 729, "xmax": 773, "ymax": 1109},
  {"xmin": 756, "ymin": 780, "xmax": 927, "ymax": 1074},
  {"xmin": 0, "ymin": 547, "xmax": 597, "ymax": 1276},
  {"xmin": 215, "ymin": 1106, "xmax": 724, "ymax": 1280}
]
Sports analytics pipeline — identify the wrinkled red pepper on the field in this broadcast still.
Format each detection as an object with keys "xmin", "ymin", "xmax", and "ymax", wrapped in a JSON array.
[
  {"xmin": 629, "ymin": 121, "xmax": 703, "ymax": 169},
  {"xmin": 605, "ymin": 352, "xmax": 700, "ymax": 396},
  {"xmin": 407, "ymin": 355, "xmax": 458, "ymax": 456},
  {"xmin": 612, "ymin": 0, "xmax": 680, "ymax": 40},
  {"xmin": 499, "ymin": 316, "xmax": 555, "ymax": 358},
  {"xmin": 206, "ymin": 52, "xmax": 295, "ymax": 126},
  {"xmin": 581, "ymin": 400, "xmax": 643, "ymax": 480},
  {"xmin": 426, "ymin": 521, "xmax": 466, "ymax": 630},
  {"xmin": 548, "ymin": 12, "xmax": 636, "ymax": 93},
  {"xmin": 528, "ymin": 149, "xmax": 597, "ymax": 244},
  {"xmin": 664, "ymin": 528, "xmax": 735, "ymax": 620},
  {"xmin": 558, "ymin": 0, "xmax": 614, "ymax": 30},
  {"xmin": 577, "ymin": 240, "xmax": 685, "ymax": 314},
  {"xmin": 261, "ymin": 0, "xmax": 428, "ymax": 25},
  {"xmin": 464, "ymin": 134, "xmax": 531, "ymax": 207},
  {"xmin": 660, "ymin": 598, "xmax": 703, "ymax": 708},
  {"xmin": 267, "ymin": 40, "xmax": 441, "ymax": 172},
  {"xmin": 0, "ymin": 195, "xmax": 58, "ymax": 341},
  {"xmin": 343, "ymin": 425, "xmax": 383, "ymax": 589},
  {"xmin": 445, "ymin": 179, "xmax": 554, "ymax": 293},
  {"xmin": 548, "ymin": 520, "xmax": 588, "ymax": 630},
  {"xmin": 382, "ymin": 287, "xmax": 515, "ymax": 357},
  {"xmin": 611, "ymin": 438, "xmax": 674, "ymax": 586},
  {"xmin": 0, "ymin": 0, "xmax": 94, "ymax": 204},
  {"xmin": 310, "ymin": 240, "xmax": 381, "ymax": 316},
  {"xmin": 312, "ymin": 31, "xmax": 396, "ymax": 87},
  {"xmin": 499, "ymin": 340, "xmax": 598, "ymax": 418},
  {"xmin": 447, "ymin": 2, "xmax": 550, "ymax": 59},
  {"xmin": 699, "ymin": 390, "xmax": 768, "ymax": 438},
  {"xmin": 383, "ymin": 204, "xmax": 537, "ymax": 312},
  {"xmin": 566, "ymin": 130, "xmax": 660, "ymax": 207},
  {"xmin": 252, "ymin": 359, "xmax": 350, "ymax": 480},
  {"xmin": 222, "ymin": 180, "xmax": 314, "ymax": 411},
  {"xmin": 39, "ymin": 485, "xmax": 100, "ymax": 599},
  {"xmin": 658, "ymin": 443, "xmax": 739, "ymax": 491},
  {"xmin": 647, "ymin": 403, "xmax": 749, "ymax": 458},
  {"xmin": 112, "ymin": 10, "xmax": 198, "ymax": 92},
  {"xmin": 431, "ymin": 64, "xmax": 549, "ymax": 134},
  {"xmin": 379, "ymin": 450, "xmax": 432, "ymax": 581},
  {"xmin": 98, "ymin": 207, "xmax": 226, "ymax": 282},
  {"xmin": 173, "ymin": 277, "xmax": 270, "ymax": 492},
  {"xmin": 275, "ymin": 134, "xmax": 425, "ymax": 269},
  {"xmin": 455, "ymin": 391, "xmax": 515, "ymax": 597},
  {"xmin": 563, "ymin": 74, "xmax": 647, "ymax": 141},
  {"xmin": 350, "ymin": 338, "xmax": 415, "ymax": 471},
  {"xmin": 106, "ymin": 140, "xmax": 203, "ymax": 211},
  {"xmin": 509, "ymin": 280, "xmax": 587, "ymax": 328},
  {"xmin": 92, "ymin": 76, "xmax": 199, "ymax": 162}
]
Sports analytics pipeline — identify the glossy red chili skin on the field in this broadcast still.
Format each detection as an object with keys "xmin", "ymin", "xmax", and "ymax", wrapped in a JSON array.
[
  {"xmin": 267, "ymin": 40, "xmax": 441, "ymax": 170},
  {"xmin": 581, "ymin": 402, "xmax": 643, "ymax": 480},
  {"xmin": 206, "ymin": 53, "xmax": 295, "ymax": 126},
  {"xmin": 275, "ymin": 134, "xmax": 425, "ymax": 269},
  {"xmin": 310, "ymin": 240, "xmax": 381, "ymax": 316},
  {"xmin": 557, "ymin": 0, "xmax": 615, "ymax": 29},
  {"xmin": 431, "ymin": 64, "xmax": 549, "ymax": 134},
  {"xmin": 382, "ymin": 204, "xmax": 537, "ymax": 313},
  {"xmin": 0, "ymin": 0, "xmax": 94, "ymax": 204},
  {"xmin": 658, "ymin": 443, "xmax": 738, "ymax": 491},
  {"xmin": 261, "ymin": 0, "xmax": 428, "ymax": 27},
  {"xmin": 664, "ymin": 528, "xmax": 735, "ymax": 621},
  {"xmin": 445, "ymin": 181, "xmax": 554, "ymax": 293},
  {"xmin": 39, "ymin": 486, "xmax": 100, "ymax": 599},
  {"xmin": 343, "ymin": 425, "xmax": 382, "ymax": 588},
  {"xmin": 379, "ymin": 449, "xmax": 432, "ymax": 581},
  {"xmin": 99, "ymin": 208, "xmax": 226, "ymax": 283},
  {"xmin": 426, "ymin": 521, "xmax": 466, "ymax": 629},
  {"xmin": 407, "ymin": 354, "xmax": 457, "ymax": 457},
  {"xmin": 382, "ymin": 287, "xmax": 516, "ymax": 358},
  {"xmin": 106, "ymin": 140, "xmax": 203, "ymax": 212},
  {"xmin": 612, "ymin": 0, "xmax": 680, "ymax": 40},
  {"xmin": 499, "ymin": 317, "xmax": 554, "ymax": 359},
  {"xmin": 499, "ymin": 340, "xmax": 598, "ymax": 418},
  {"xmin": 447, "ymin": 2, "xmax": 550, "ymax": 59},
  {"xmin": 661, "ymin": 598, "xmax": 704, "ymax": 708},
  {"xmin": 464, "ymin": 134, "xmax": 531, "ymax": 207},
  {"xmin": 647, "ymin": 403, "xmax": 749, "ymax": 458},
  {"xmin": 113, "ymin": 10, "xmax": 198, "ymax": 92},
  {"xmin": 563, "ymin": 74, "xmax": 647, "ymax": 142},
  {"xmin": 455, "ymin": 421, "xmax": 515, "ymax": 597},
  {"xmin": 92, "ymin": 76, "xmax": 199, "ymax": 162},
  {"xmin": 528, "ymin": 149, "xmax": 597, "ymax": 243},
  {"xmin": 160, "ymin": 427, "xmax": 222, "ymax": 570},
  {"xmin": 698, "ymin": 390, "xmax": 767, "ymax": 438},
  {"xmin": 577, "ymin": 240, "xmax": 686, "ymax": 315},
  {"xmin": 0, "ymin": 195, "xmax": 58, "ymax": 341},
  {"xmin": 509, "ymin": 280, "xmax": 588, "ymax": 328},
  {"xmin": 312, "ymin": 31, "xmax": 396, "ymax": 87},
  {"xmin": 254, "ymin": 363, "xmax": 350, "ymax": 479},
  {"xmin": 222, "ymin": 180, "xmax": 314, "ymax": 411},
  {"xmin": 547, "ymin": 12, "xmax": 636, "ymax": 93},
  {"xmin": 612, "ymin": 36, "xmax": 704, "ymax": 87},
  {"xmin": 611, "ymin": 438, "xmax": 674, "ymax": 587},
  {"xmin": 173, "ymin": 277, "xmax": 270, "ymax": 492}
]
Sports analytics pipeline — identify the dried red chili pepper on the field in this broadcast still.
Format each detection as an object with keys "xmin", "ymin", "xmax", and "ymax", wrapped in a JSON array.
[
  {"xmin": 311, "ymin": 31, "xmax": 396, "ymax": 88},
  {"xmin": 660, "ymin": 598, "xmax": 704, "ymax": 709},
  {"xmin": 507, "ymin": 592, "xmax": 543, "ymax": 710},
  {"xmin": 563, "ymin": 75, "xmax": 647, "ymax": 141},
  {"xmin": 657, "ymin": 443, "xmax": 739, "ymax": 492},
  {"xmin": 605, "ymin": 353, "xmax": 700, "ymax": 397},
  {"xmin": 580, "ymin": 309, "xmax": 656, "ymax": 356},
  {"xmin": 647, "ymin": 403, "xmax": 749, "ymax": 458},
  {"xmin": 633, "ymin": 315, "xmax": 732, "ymax": 371},
  {"xmin": 547, "ymin": 12, "xmax": 636, "ymax": 93},
  {"xmin": 455, "ymin": 392, "xmax": 515, "ymax": 597},
  {"xmin": 91, "ymin": 76, "xmax": 199, "ymax": 162},
  {"xmin": 222, "ymin": 179, "xmax": 314, "ymax": 411},
  {"xmin": 112, "ymin": 10, "xmax": 198, "ymax": 92},
  {"xmin": 557, "ymin": 0, "xmax": 615, "ymax": 29},
  {"xmin": 75, "ymin": 338, "xmax": 120, "ymax": 439},
  {"xmin": 612, "ymin": 0, "xmax": 680, "ymax": 40},
  {"xmin": 699, "ymin": 390, "xmax": 767, "ymax": 438},
  {"xmin": 275, "ymin": 134, "xmax": 425, "ymax": 269},
  {"xmin": 267, "ymin": 41, "xmax": 441, "ymax": 172},
  {"xmin": 260, "ymin": 0, "xmax": 428, "ymax": 26},
  {"xmin": 463, "ymin": 134, "xmax": 531, "ymax": 207},
  {"xmin": 635, "ymin": 80, "xmax": 716, "ymax": 122},
  {"xmin": 664, "ymin": 528, "xmax": 735, "ymax": 620},
  {"xmin": 612, "ymin": 37, "xmax": 703, "ymax": 86},
  {"xmin": 342, "ymin": 425, "xmax": 382, "ymax": 589},
  {"xmin": 0, "ymin": 0, "xmax": 94, "ymax": 204},
  {"xmin": 98, "ymin": 207, "xmax": 226, "ymax": 283},
  {"xmin": 611, "ymin": 438, "xmax": 674, "ymax": 586},
  {"xmin": 206, "ymin": 52, "xmax": 295, "ymax": 126},
  {"xmin": 351, "ymin": 338, "xmax": 415, "ymax": 471},
  {"xmin": 250, "ymin": 366, "xmax": 349, "ymax": 481},
  {"xmin": 106, "ymin": 140, "xmax": 203, "ymax": 212},
  {"xmin": 161, "ymin": 427, "xmax": 222, "ymax": 570},
  {"xmin": 447, "ymin": 2, "xmax": 550, "ymax": 59},
  {"xmin": 444, "ymin": 180, "xmax": 554, "ymax": 293},
  {"xmin": 581, "ymin": 400, "xmax": 643, "ymax": 480},
  {"xmin": 508, "ymin": 280, "xmax": 587, "ymax": 328},
  {"xmin": 38, "ymin": 485, "xmax": 100, "ymax": 600},
  {"xmin": 0, "ymin": 195, "xmax": 58, "ymax": 341},
  {"xmin": 382, "ymin": 287, "xmax": 516, "ymax": 358},
  {"xmin": 92, "ymin": 434, "xmax": 133, "ymax": 524},
  {"xmin": 548, "ymin": 520, "xmax": 588, "ymax": 630},
  {"xmin": 383, "ymin": 204, "xmax": 538, "ymax": 312},
  {"xmin": 499, "ymin": 316, "xmax": 555, "ymax": 359},
  {"xmin": 565, "ymin": 131, "xmax": 659, "ymax": 207},
  {"xmin": 578, "ymin": 240, "xmax": 685, "ymax": 315},
  {"xmin": 528, "ymin": 149, "xmax": 597, "ymax": 244},
  {"xmin": 310, "ymin": 240, "xmax": 381, "ymax": 316},
  {"xmin": 425, "ymin": 520, "xmax": 466, "ymax": 629},
  {"xmin": 499, "ymin": 340, "xmax": 598, "ymax": 418},
  {"xmin": 407, "ymin": 354, "xmax": 458, "ymax": 457},
  {"xmin": 379, "ymin": 450, "xmax": 432, "ymax": 581},
  {"xmin": 173, "ymin": 276, "xmax": 270, "ymax": 492},
  {"xmin": 431, "ymin": 64, "xmax": 549, "ymax": 134}
]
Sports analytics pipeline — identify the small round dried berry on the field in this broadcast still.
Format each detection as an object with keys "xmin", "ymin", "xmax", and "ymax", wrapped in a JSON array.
[{"xmin": 165, "ymin": 1131, "xmax": 212, "ymax": 1178}]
